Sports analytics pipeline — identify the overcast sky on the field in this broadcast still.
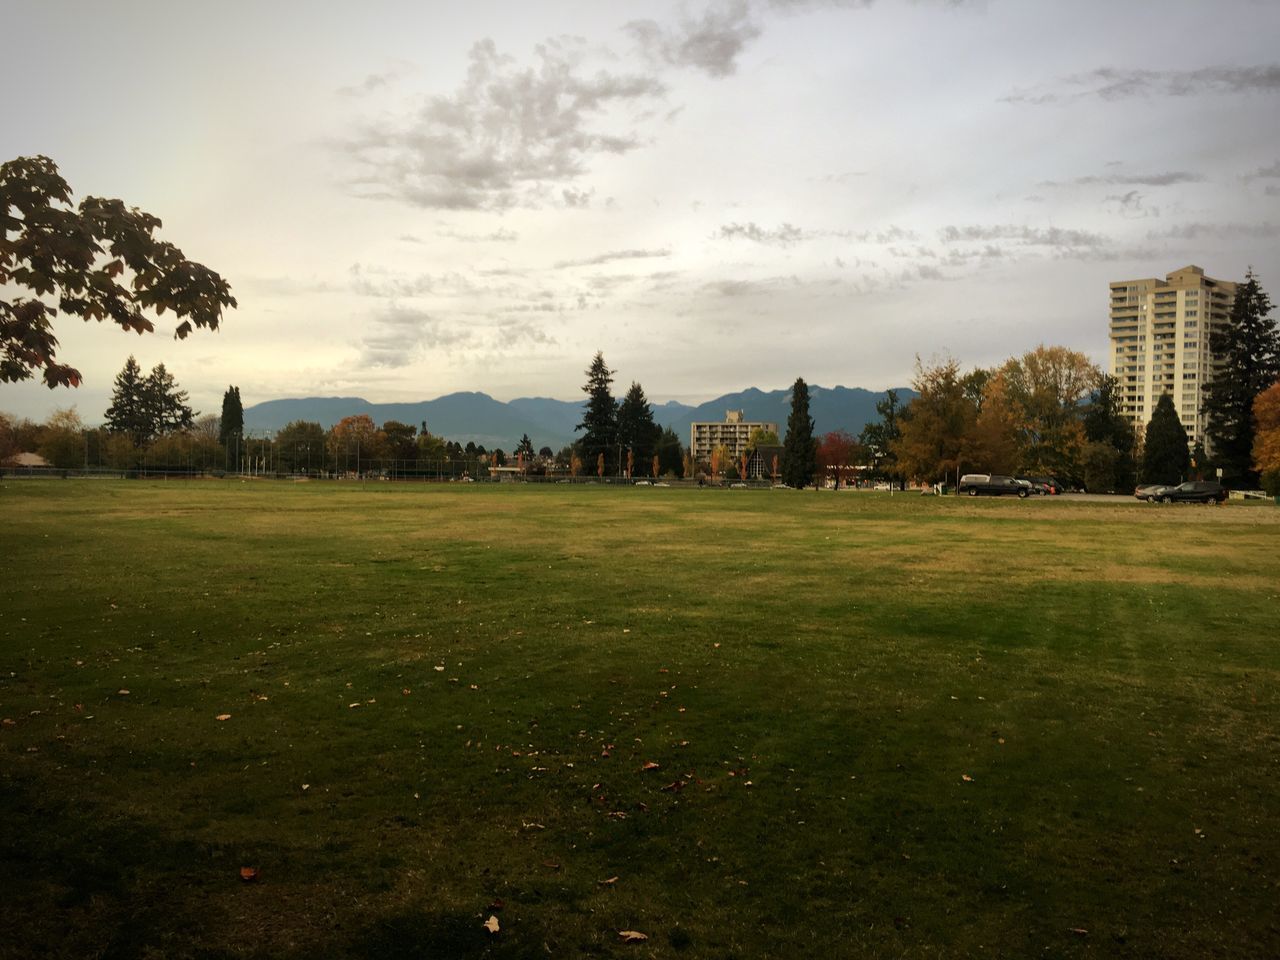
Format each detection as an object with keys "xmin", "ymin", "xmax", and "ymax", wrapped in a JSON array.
[{"xmin": 4, "ymin": 0, "xmax": 1279, "ymax": 422}]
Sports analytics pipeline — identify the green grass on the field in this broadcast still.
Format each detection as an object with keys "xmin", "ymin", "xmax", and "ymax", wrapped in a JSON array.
[{"xmin": 2, "ymin": 480, "xmax": 1279, "ymax": 959}]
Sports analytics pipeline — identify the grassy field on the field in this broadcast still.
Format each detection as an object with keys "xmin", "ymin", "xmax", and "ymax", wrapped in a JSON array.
[{"xmin": 2, "ymin": 480, "xmax": 1278, "ymax": 959}]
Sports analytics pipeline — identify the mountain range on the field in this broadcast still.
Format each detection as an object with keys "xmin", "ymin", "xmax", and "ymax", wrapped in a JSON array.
[{"xmin": 243, "ymin": 385, "xmax": 915, "ymax": 450}]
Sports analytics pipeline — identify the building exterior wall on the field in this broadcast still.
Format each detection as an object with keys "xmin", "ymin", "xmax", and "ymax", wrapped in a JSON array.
[
  {"xmin": 1108, "ymin": 264, "xmax": 1236, "ymax": 448},
  {"xmin": 689, "ymin": 410, "xmax": 779, "ymax": 462}
]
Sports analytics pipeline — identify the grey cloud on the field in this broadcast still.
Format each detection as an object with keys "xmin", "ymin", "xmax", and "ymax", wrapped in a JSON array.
[
  {"xmin": 1104, "ymin": 190, "xmax": 1159, "ymax": 219},
  {"xmin": 1042, "ymin": 171, "xmax": 1204, "ymax": 187},
  {"xmin": 340, "ymin": 37, "xmax": 665, "ymax": 210},
  {"xmin": 704, "ymin": 275, "xmax": 800, "ymax": 297},
  {"xmin": 872, "ymin": 225, "xmax": 918, "ymax": 244},
  {"xmin": 1004, "ymin": 64, "xmax": 1280, "ymax": 104},
  {"xmin": 943, "ymin": 245, "xmax": 1005, "ymax": 263},
  {"xmin": 1246, "ymin": 160, "xmax": 1280, "ymax": 180},
  {"xmin": 337, "ymin": 69, "xmax": 404, "ymax": 97},
  {"xmin": 718, "ymin": 221, "xmax": 917, "ymax": 246},
  {"xmin": 560, "ymin": 186, "xmax": 594, "ymax": 208},
  {"xmin": 938, "ymin": 224, "xmax": 1107, "ymax": 248},
  {"xmin": 358, "ymin": 307, "xmax": 473, "ymax": 368},
  {"xmin": 350, "ymin": 263, "xmax": 476, "ymax": 298},
  {"xmin": 496, "ymin": 319, "xmax": 557, "ymax": 347},
  {"xmin": 626, "ymin": 1, "xmax": 761, "ymax": 78},
  {"xmin": 1267, "ymin": 185, "xmax": 1280, "ymax": 197},
  {"xmin": 906, "ymin": 264, "xmax": 947, "ymax": 281},
  {"xmin": 718, "ymin": 221, "xmax": 808, "ymax": 246},
  {"xmin": 766, "ymin": 0, "xmax": 874, "ymax": 10},
  {"xmin": 1149, "ymin": 222, "xmax": 1280, "ymax": 240},
  {"xmin": 436, "ymin": 226, "xmax": 520, "ymax": 243},
  {"xmin": 553, "ymin": 248, "xmax": 671, "ymax": 269}
]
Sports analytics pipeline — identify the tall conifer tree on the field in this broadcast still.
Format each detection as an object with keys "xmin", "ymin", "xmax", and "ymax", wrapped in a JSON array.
[
  {"xmin": 1203, "ymin": 270, "xmax": 1279, "ymax": 483},
  {"xmin": 576, "ymin": 352, "xmax": 618, "ymax": 475},
  {"xmin": 104, "ymin": 356, "xmax": 150, "ymax": 445},
  {"xmin": 145, "ymin": 363, "xmax": 195, "ymax": 435},
  {"xmin": 219, "ymin": 386, "xmax": 243, "ymax": 448},
  {"xmin": 1141, "ymin": 394, "xmax": 1191, "ymax": 485},
  {"xmin": 616, "ymin": 381, "xmax": 659, "ymax": 465},
  {"xmin": 782, "ymin": 377, "xmax": 817, "ymax": 488}
]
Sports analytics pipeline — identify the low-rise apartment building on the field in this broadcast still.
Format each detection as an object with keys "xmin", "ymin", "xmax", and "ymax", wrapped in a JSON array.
[{"xmin": 689, "ymin": 410, "xmax": 779, "ymax": 463}]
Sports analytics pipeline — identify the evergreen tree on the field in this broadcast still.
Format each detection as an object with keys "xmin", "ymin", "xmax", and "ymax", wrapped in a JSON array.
[
  {"xmin": 1203, "ymin": 270, "xmax": 1279, "ymax": 484},
  {"xmin": 104, "ymin": 356, "xmax": 151, "ymax": 445},
  {"xmin": 219, "ymin": 386, "xmax": 243, "ymax": 448},
  {"xmin": 655, "ymin": 426, "xmax": 684, "ymax": 477},
  {"xmin": 616, "ymin": 381, "xmax": 659, "ymax": 465},
  {"xmin": 782, "ymin": 377, "xmax": 817, "ymax": 488},
  {"xmin": 515, "ymin": 434, "xmax": 535, "ymax": 459},
  {"xmin": 576, "ymin": 351, "xmax": 618, "ymax": 474},
  {"xmin": 145, "ymin": 363, "xmax": 195, "ymax": 436},
  {"xmin": 860, "ymin": 389, "xmax": 902, "ymax": 484},
  {"xmin": 1083, "ymin": 374, "xmax": 1137, "ymax": 491},
  {"xmin": 1141, "ymin": 394, "xmax": 1191, "ymax": 485}
]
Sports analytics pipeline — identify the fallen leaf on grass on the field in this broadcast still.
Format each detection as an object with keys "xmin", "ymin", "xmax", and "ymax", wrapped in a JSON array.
[
  {"xmin": 348, "ymin": 703, "xmax": 361, "ymax": 709},
  {"xmin": 483, "ymin": 915, "xmax": 500, "ymax": 934},
  {"xmin": 239, "ymin": 866, "xmax": 258, "ymax": 882},
  {"xmin": 117, "ymin": 689, "xmax": 130, "ymax": 696},
  {"xmin": 599, "ymin": 876, "xmax": 619, "ymax": 886},
  {"xmin": 641, "ymin": 761, "xmax": 660, "ymax": 771},
  {"xmin": 961, "ymin": 774, "xmax": 974, "ymax": 782},
  {"xmin": 215, "ymin": 714, "xmax": 232, "ymax": 722},
  {"xmin": 402, "ymin": 688, "xmax": 412, "ymax": 696},
  {"xmin": 301, "ymin": 784, "xmax": 310, "ymax": 791},
  {"xmin": 1068, "ymin": 928, "xmax": 1088, "ymax": 937},
  {"xmin": 661, "ymin": 780, "xmax": 686, "ymax": 792},
  {"xmin": 619, "ymin": 930, "xmax": 648, "ymax": 943},
  {"xmin": 541, "ymin": 860, "xmax": 561, "ymax": 870},
  {"xmin": 434, "ymin": 665, "xmax": 445, "ymax": 672}
]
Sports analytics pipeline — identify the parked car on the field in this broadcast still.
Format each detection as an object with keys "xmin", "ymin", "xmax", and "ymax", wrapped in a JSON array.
[
  {"xmin": 1017, "ymin": 475, "xmax": 1062, "ymax": 495},
  {"xmin": 958, "ymin": 474, "xmax": 1030, "ymax": 498},
  {"xmin": 1134, "ymin": 483, "xmax": 1169, "ymax": 502},
  {"xmin": 1015, "ymin": 476, "xmax": 1052, "ymax": 495},
  {"xmin": 1154, "ymin": 481, "xmax": 1227, "ymax": 503}
]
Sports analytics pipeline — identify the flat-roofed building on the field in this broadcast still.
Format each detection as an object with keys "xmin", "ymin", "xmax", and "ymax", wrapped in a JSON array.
[
  {"xmin": 689, "ymin": 410, "xmax": 779, "ymax": 463},
  {"xmin": 1108, "ymin": 264, "xmax": 1236, "ymax": 447}
]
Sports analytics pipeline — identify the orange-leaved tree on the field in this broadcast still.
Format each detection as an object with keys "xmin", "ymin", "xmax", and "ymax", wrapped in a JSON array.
[{"xmin": 1253, "ymin": 380, "xmax": 1280, "ymax": 486}]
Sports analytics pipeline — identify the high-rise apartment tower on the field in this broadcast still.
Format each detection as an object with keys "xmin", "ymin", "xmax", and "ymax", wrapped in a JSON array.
[{"xmin": 1108, "ymin": 265, "xmax": 1236, "ymax": 446}]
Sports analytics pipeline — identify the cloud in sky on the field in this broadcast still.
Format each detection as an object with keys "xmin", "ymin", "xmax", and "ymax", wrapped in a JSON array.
[
  {"xmin": 553, "ymin": 248, "xmax": 672, "ymax": 269},
  {"xmin": 339, "ymin": 37, "xmax": 665, "ymax": 210},
  {"xmin": 1044, "ymin": 171, "xmax": 1206, "ymax": 187},
  {"xmin": 626, "ymin": 1, "xmax": 762, "ymax": 78},
  {"xmin": 1245, "ymin": 160, "xmax": 1280, "ymax": 181},
  {"xmin": 358, "ymin": 306, "xmax": 473, "ymax": 368},
  {"xmin": 336, "ymin": 67, "xmax": 407, "ymax": 98},
  {"xmin": 718, "ymin": 221, "xmax": 809, "ymax": 245},
  {"xmin": 938, "ymin": 224, "xmax": 1108, "ymax": 249},
  {"xmin": 1004, "ymin": 64, "xmax": 1280, "ymax": 104}
]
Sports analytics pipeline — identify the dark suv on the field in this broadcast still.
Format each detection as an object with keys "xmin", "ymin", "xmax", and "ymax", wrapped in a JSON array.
[
  {"xmin": 958, "ymin": 474, "xmax": 1029, "ymax": 498},
  {"xmin": 1156, "ymin": 481, "xmax": 1227, "ymax": 504}
]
